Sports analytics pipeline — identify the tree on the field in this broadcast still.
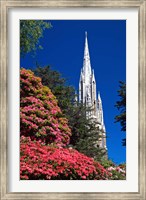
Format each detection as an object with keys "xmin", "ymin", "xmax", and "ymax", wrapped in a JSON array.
[
  {"xmin": 33, "ymin": 65, "xmax": 75, "ymax": 114},
  {"xmin": 70, "ymin": 105, "xmax": 107, "ymax": 161},
  {"xmin": 20, "ymin": 20, "xmax": 52, "ymax": 56},
  {"xmin": 115, "ymin": 81, "xmax": 126, "ymax": 146}
]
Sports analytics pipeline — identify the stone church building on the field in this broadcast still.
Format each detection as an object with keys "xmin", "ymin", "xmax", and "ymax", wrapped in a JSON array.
[{"xmin": 79, "ymin": 32, "xmax": 107, "ymax": 153}]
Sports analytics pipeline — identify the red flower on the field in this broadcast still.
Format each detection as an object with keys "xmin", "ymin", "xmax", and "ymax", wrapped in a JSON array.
[{"xmin": 20, "ymin": 136, "xmax": 110, "ymax": 180}]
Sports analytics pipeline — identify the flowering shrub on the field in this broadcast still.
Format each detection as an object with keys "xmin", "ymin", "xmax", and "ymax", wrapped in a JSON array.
[
  {"xmin": 107, "ymin": 166, "xmax": 126, "ymax": 180},
  {"xmin": 20, "ymin": 68, "xmax": 71, "ymax": 147},
  {"xmin": 101, "ymin": 160, "xmax": 126, "ymax": 180},
  {"xmin": 20, "ymin": 136, "xmax": 110, "ymax": 180}
]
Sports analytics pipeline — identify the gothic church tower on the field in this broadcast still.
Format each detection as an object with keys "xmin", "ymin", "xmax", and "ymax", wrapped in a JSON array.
[{"xmin": 79, "ymin": 32, "xmax": 107, "ymax": 151}]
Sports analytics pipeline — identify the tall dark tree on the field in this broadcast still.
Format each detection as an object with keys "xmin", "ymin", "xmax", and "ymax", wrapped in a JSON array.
[
  {"xmin": 20, "ymin": 20, "xmax": 52, "ymax": 56},
  {"xmin": 66, "ymin": 104, "xmax": 106, "ymax": 161},
  {"xmin": 115, "ymin": 81, "xmax": 126, "ymax": 146},
  {"xmin": 33, "ymin": 65, "xmax": 75, "ymax": 113}
]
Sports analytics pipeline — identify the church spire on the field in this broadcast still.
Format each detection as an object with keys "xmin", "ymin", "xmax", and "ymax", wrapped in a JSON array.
[
  {"xmin": 79, "ymin": 32, "xmax": 92, "ymax": 103},
  {"xmin": 97, "ymin": 91, "xmax": 105, "ymax": 127},
  {"xmin": 83, "ymin": 31, "xmax": 92, "ymax": 80},
  {"xmin": 97, "ymin": 91, "xmax": 101, "ymax": 103},
  {"xmin": 92, "ymin": 69, "xmax": 96, "ymax": 83},
  {"xmin": 79, "ymin": 32, "xmax": 107, "ymax": 155}
]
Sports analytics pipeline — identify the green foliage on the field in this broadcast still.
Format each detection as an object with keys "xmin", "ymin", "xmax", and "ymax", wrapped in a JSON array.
[
  {"xmin": 101, "ymin": 159, "xmax": 126, "ymax": 180},
  {"xmin": 72, "ymin": 109, "xmax": 107, "ymax": 161},
  {"xmin": 109, "ymin": 169, "xmax": 126, "ymax": 180},
  {"xmin": 66, "ymin": 104, "xmax": 87, "ymax": 146},
  {"xmin": 115, "ymin": 81, "xmax": 126, "ymax": 146},
  {"xmin": 100, "ymin": 159, "xmax": 115, "ymax": 168},
  {"xmin": 20, "ymin": 20, "xmax": 52, "ymax": 56},
  {"xmin": 57, "ymin": 100, "xmax": 106, "ymax": 161},
  {"xmin": 33, "ymin": 66, "xmax": 75, "ymax": 113}
]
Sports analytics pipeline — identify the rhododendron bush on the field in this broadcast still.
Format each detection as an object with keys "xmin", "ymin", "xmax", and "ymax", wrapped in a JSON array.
[
  {"xmin": 107, "ymin": 165, "xmax": 126, "ymax": 180},
  {"xmin": 20, "ymin": 136, "xmax": 110, "ymax": 180},
  {"xmin": 20, "ymin": 68, "xmax": 71, "ymax": 147},
  {"xmin": 101, "ymin": 159, "xmax": 126, "ymax": 180}
]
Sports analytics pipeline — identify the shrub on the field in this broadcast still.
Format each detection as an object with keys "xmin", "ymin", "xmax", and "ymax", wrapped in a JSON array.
[
  {"xmin": 20, "ymin": 68, "xmax": 71, "ymax": 147},
  {"xmin": 101, "ymin": 159, "xmax": 126, "ymax": 180},
  {"xmin": 20, "ymin": 136, "xmax": 110, "ymax": 180}
]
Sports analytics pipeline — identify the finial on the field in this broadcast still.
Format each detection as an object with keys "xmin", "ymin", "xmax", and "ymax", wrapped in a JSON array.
[
  {"xmin": 98, "ymin": 91, "xmax": 101, "ymax": 101},
  {"xmin": 85, "ymin": 31, "xmax": 87, "ymax": 37}
]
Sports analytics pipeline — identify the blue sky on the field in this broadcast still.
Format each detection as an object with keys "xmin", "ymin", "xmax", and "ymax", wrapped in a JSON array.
[{"xmin": 20, "ymin": 20, "xmax": 126, "ymax": 164}]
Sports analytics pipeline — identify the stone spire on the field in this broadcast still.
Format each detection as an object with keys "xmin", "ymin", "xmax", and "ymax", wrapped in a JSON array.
[
  {"xmin": 79, "ymin": 32, "xmax": 92, "ymax": 104},
  {"xmin": 79, "ymin": 32, "xmax": 107, "ymax": 156},
  {"xmin": 79, "ymin": 32, "xmax": 100, "ymax": 112},
  {"xmin": 97, "ymin": 92, "xmax": 104, "ymax": 127},
  {"xmin": 92, "ymin": 69, "xmax": 96, "ymax": 83},
  {"xmin": 82, "ymin": 31, "xmax": 92, "ymax": 83},
  {"xmin": 97, "ymin": 92, "xmax": 107, "ymax": 149}
]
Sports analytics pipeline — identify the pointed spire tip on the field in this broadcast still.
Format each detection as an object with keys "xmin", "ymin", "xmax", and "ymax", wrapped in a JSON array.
[{"xmin": 98, "ymin": 91, "xmax": 101, "ymax": 98}]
